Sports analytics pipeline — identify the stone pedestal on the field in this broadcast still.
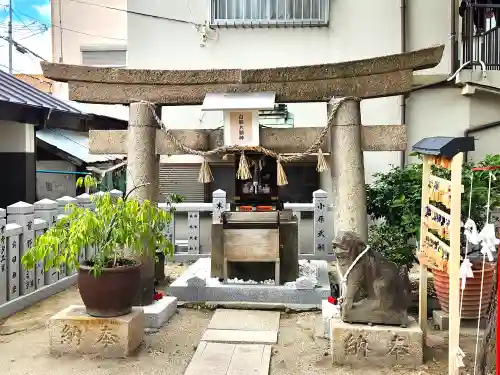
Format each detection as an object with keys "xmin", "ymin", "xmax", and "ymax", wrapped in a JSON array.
[
  {"xmin": 49, "ymin": 305, "xmax": 145, "ymax": 358},
  {"xmin": 330, "ymin": 317, "xmax": 423, "ymax": 367}
]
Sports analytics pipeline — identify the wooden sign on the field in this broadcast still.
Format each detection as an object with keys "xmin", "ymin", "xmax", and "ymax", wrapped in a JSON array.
[{"xmin": 224, "ymin": 111, "xmax": 259, "ymax": 147}]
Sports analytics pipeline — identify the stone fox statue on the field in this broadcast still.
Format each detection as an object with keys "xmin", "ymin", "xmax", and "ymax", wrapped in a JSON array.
[{"xmin": 332, "ymin": 231, "xmax": 411, "ymax": 327}]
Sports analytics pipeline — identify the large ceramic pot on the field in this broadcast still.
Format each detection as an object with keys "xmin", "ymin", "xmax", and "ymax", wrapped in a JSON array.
[
  {"xmin": 433, "ymin": 262, "xmax": 496, "ymax": 319},
  {"xmin": 78, "ymin": 261, "xmax": 141, "ymax": 317}
]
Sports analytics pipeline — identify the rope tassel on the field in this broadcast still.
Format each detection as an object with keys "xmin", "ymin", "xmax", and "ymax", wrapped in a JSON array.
[
  {"xmin": 316, "ymin": 148, "xmax": 329, "ymax": 172},
  {"xmin": 276, "ymin": 157, "xmax": 288, "ymax": 186},
  {"xmin": 198, "ymin": 158, "xmax": 213, "ymax": 183},
  {"xmin": 236, "ymin": 152, "xmax": 252, "ymax": 180}
]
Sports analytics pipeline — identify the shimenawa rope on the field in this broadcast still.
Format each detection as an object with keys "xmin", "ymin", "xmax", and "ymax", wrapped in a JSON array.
[{"xmin": 142, "ymin": 96, "xmax": 361, "ymax": 185}]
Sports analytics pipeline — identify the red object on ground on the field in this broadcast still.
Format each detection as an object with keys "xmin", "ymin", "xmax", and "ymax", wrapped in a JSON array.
[
  {"xmin": 153, "ymin": 291, "xmax": 163, "ymax": 301},
  {"xmin": 327, "ymin": 296, "xmax": 337, "ymax": 305}
]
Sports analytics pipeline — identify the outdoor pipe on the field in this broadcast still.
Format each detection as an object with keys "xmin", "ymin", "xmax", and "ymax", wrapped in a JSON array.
[
  {"xmin": 36, "ymin": 170, "xmax": 91, "ymax": 175},
  {"xmin": 400, "ymin": 0, "xmax": 407, "ymax": 168}
]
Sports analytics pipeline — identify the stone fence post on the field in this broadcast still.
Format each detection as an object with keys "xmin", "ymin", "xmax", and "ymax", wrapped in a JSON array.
[
  {"xmin": 109, "ymin": 189, "xmax": 124, "ymax": 200},
  {"xmin": 0, "ymin": 208, "xmax": 6, "ymax": 304},
  {"xmin": 6, "ymin": 202, "xmax": 35, "ymax": 296},
  {"xmin": 55, "ymin": 196, "xmax": 77, "ymax": 276},
  {"xmin": 313, "ymin": 189, "xmax": 328, "ymax": 257},
  {"xmin": 34, "ymin": 199, "xmax": 59, "ymax": 285},
  {"xmin": 4, "ymin": 223, "xmax": 22, "ymax": 301},
  {"xmin": 212, "ymin": 189, "xmax": 226, "ymax": 224},
  {"xmin": 56, "ymin": 196, "xmax": 78, "ymax": 216}
]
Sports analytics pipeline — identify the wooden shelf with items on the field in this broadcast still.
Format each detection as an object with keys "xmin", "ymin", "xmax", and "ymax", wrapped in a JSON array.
[{"xmin": 412, "ymin": 136, "xmax": 475, "ymax": 375}]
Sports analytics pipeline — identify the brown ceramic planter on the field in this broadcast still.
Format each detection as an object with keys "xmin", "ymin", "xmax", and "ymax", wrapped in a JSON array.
[
  {"xmin": 433, "ymin": 262, "xmax": 496, "ymax": 319},
  {"xmin": 78, "ymin": 261, "xmax": 141, "ymax": 318}
]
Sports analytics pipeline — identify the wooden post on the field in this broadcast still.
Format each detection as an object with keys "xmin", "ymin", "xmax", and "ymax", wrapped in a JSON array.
[
  {"xmin": 415, "ymin": 144, "xmax": 466, "ymax": 375},
  {"xmin": 418, "ymin": 155, "xmax": 431, "ymax": 343},
  {"xmin": 448, "ymin": 152, "xmax": 463, "ymax": 375}
]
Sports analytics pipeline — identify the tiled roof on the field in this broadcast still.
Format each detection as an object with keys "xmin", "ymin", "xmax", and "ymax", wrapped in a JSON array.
[
  {"xmin": 0, "ymin": 70, "xmax": 82, "ymax": 114},
  {"xmin": 13, "ymin": 74, "xmax": 53, "ymax": 93}
]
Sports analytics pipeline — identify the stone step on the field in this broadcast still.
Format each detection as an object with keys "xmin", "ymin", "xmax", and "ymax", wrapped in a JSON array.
[
  {"xmin": 207, "ymin": 309, "xmax": 280, "ymax": 332},
  {"xmin": 184, "ymin": 342, "xmax": 271, "ymax": 375},
  {"xmin": 201, "ymin": 329, "xmax": 278, "ymax": 344}
]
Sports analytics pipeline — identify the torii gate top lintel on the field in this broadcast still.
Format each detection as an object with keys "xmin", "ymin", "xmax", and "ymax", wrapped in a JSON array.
[{"xmin": 40, "ymin": 45, "xmax": 444, "ymax": 105}]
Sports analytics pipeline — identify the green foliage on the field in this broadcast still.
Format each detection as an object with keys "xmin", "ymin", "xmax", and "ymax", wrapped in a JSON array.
[
  {"xmin": 368, "ymin": 223, "xmax": 415, "ymax": 268},
  {"xmin": 366, "ymin": 154, "xmax": 500, "ymax": 258},
  {"xmin": 76, "ymin": 175, "xmax": 98, "ymax": 192},
  {"xmin": 21, "ymin": 192, "xmax": 174, "ymax": 278}
]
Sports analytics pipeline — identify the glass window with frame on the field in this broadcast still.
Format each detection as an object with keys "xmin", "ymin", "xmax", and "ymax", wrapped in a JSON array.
[{"xmin": 211, "ymin": 0, "xmax": 329, "ymax": 27}]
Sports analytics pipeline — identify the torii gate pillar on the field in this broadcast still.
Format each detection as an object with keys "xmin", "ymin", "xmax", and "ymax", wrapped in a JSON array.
[
  {"xmin": 127, "ymin": 101, "xmax": 160, "ymax": 306},
  {"xmin": 329, "ymin": 98, "xmax": 368, "ymax": 242}
]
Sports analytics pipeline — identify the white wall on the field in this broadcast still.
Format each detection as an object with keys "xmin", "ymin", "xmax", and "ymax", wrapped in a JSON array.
[
  {"xmin": 51, "ymin": 0, "xmax": 127, "ymax": 65},
  {"xmin": 0, "ymin": 122, "xmax": 35, "ymax": 153},
  {"xmin": 36, "ymin": 161, "xmax": 77, "ymax": 200},
  {"xmin": 51, "ymin": 0, "xmax": 128, "ymax": 120}
]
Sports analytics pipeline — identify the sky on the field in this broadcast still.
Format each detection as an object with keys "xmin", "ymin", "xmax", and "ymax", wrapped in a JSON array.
[{"xmin": 0, "ymin": 0, "xmax": 52, "ymax": 73}]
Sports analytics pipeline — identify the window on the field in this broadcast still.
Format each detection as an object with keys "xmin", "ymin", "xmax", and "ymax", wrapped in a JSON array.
[
  {"xmin": 81, "ymin": 46, "xmax": 127, "ymax": 67},
  {"xmin": 210, "ymin": 0, "xmax": 329, "ymax": 27}
]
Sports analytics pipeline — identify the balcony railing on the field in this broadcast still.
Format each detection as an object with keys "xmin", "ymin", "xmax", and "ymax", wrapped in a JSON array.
[{"xmin": 461, "ymin": 2, "xmax": 500, "ymax": 70}]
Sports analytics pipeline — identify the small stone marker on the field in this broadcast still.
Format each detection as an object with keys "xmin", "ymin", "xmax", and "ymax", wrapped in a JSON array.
[
  {"xmin": 295, "ymin": 276, "xmax": 315, "ymax": 290},
  {"xmin": 49, "ymin": 305, "xmax": 144, "ymax": 358}
]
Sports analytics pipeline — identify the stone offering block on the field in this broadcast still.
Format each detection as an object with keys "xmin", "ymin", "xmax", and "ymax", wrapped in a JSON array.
[
  {"xmin": 330, "ymin": 317, "xmax": 423, "ymax": 368},
  {"xmin": 49, "ymin": 305, "xmax": 145, "ymax": 358}
]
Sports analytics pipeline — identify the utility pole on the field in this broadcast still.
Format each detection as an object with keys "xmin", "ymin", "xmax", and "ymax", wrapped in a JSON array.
[{"xmin": 8, "ymin": 0, "xmax": 13, "ymax": 74}]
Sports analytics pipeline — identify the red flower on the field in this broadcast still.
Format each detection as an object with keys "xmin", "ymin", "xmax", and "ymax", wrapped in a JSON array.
[
  {"xmin": 327, "ymin": 296, "xmax": 337, "ymax": 305},
  {"xmin": 153, "ymin": 291, "xmax": 163, "ymax": 301}
]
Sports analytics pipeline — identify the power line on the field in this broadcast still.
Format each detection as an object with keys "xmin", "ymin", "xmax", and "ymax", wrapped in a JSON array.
[
  {"xmin": 66, "ymin": 0, "xmax": 200, "ymax": 26},
  {"xmin": 6, "ymin": 6, "xmax": 127, "ymax": 41},
  {"xmin": 0, "ymin": 35, "xmax": 48, "ymax": 60},
  {"xmin": 11, "ymin": 8, "xmax": 48, "ymax": 45}
]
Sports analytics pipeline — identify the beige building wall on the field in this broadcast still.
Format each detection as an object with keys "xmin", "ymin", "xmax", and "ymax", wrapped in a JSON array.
[{"xmin": 50, "ymin": 0, "xmax": 128, "ymax": 118}]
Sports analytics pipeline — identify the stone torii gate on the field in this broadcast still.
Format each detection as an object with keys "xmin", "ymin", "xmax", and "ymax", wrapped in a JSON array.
[{"xmin": 41, "ymin": 44, "xmax": 444, "ymax": 305}]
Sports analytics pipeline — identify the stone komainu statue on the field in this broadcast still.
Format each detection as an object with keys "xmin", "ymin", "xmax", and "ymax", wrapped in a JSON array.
[{"xmin": 332, "ymin": 231, "xmax": 411, "ymax": 326}]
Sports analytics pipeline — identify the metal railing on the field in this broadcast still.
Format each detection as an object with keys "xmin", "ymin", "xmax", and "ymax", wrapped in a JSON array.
[
  {"xmin": 210, "ymin": 0, "xmax": 329, "ymax": 27},
  {"xmin": 462, "ymin": 2, "xmax": 500, "ymax": 70}
]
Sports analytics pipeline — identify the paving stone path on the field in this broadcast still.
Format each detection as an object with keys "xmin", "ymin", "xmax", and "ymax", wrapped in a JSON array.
[{"xmin": 183, "ymin": 309, "xmax": 280, "ymax": 375}]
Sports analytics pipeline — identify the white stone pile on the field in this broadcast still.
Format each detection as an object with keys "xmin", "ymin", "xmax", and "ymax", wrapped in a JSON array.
[{"xmin": 201, "ymin": 259, "xmax": 319, "ymax": 287}]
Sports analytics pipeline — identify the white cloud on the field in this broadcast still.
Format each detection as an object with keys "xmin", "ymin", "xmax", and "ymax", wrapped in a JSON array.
[
  {"xmin": 0, "ymin": 20, "xmax": 52, "ymax": 74},
  {"xmin": 33, "ymin": 3, "xmax": 51, "ymax": 18}
]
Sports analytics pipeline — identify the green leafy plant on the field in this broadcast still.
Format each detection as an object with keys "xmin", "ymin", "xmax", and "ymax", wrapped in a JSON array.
[
  {"xmin": 368, "ymin": 223, "xmax": 415, "ymax": 268},
  {"xmin": 76, "ymin": 174, "xmax": 98, "ymax": 193},
  {"xmin": 366, "ymin": 154, "xmax": 500, "ymax": 258},
  {"xmin": 21, "ymin": 189, "xmax": 174, "ymax": 277}
]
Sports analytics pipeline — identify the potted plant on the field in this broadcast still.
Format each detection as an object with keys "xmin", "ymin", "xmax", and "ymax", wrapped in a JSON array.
[{"xmin": 21, "ymin": 185, "xmax": 174, "ymax": 318}]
